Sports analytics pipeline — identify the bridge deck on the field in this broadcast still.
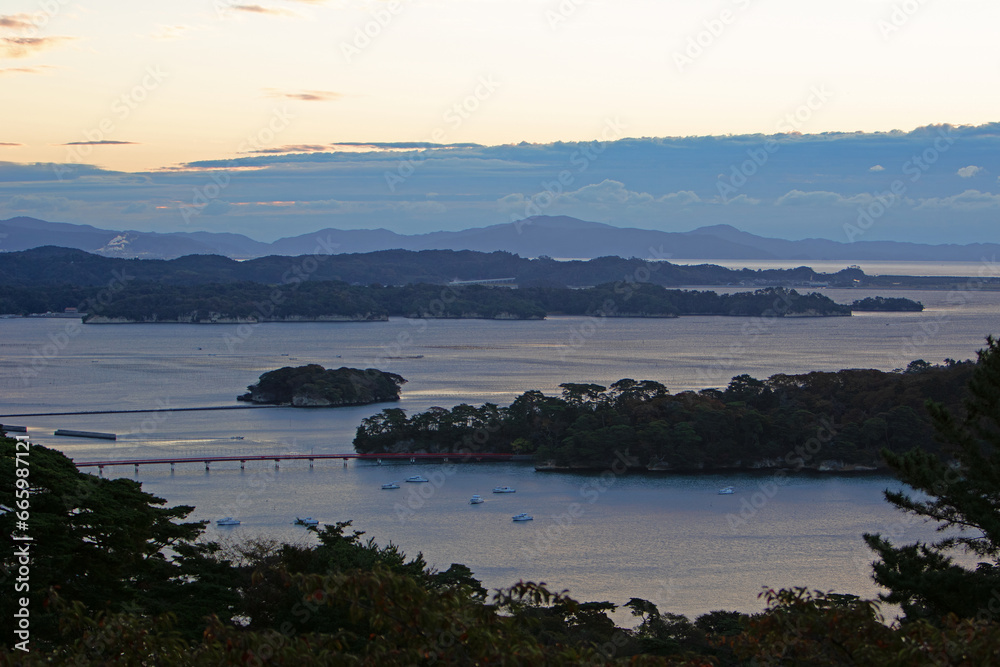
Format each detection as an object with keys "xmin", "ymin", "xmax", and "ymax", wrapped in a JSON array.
[{"xmin": 74, "ymin": 452, "xmax": 514, "ymax": 467}]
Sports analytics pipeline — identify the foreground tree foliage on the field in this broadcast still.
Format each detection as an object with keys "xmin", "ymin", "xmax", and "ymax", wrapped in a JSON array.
[
  {"xmin": 729, "ymin": 588, "xmax": 1000, "ymax": 666},
  {"xmin": 7, "ymin": 395, "xmax": 1000, "ymax": 665},
  {"xmin": 0, "ymin": 438, "xmax": 222, "ymax": 643},
  {"xmin": 864, "ymin": 335, "xmax": 1000, "ymax": 621}
]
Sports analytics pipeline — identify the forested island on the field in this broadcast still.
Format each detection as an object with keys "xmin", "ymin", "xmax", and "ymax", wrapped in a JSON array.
[
  {"xmin": 238, "ymin": 365, "xmax": 406, "ymax": 407},
  {"xmin": 0, "ymin": 279, "xmax": 923, "ymax": 322},
  {"xmin": 354, "ymin": 359, "xmax": 971, "ymax": 471},
  {"xmin": 850, "ymin": 296, "xmax": 925, "ymax": 312},
  {"xmin": 2, "ymin": 245, "xmax": 997, "ymax": 291},
  {"xmin": 0, "ymin": 246, "xmax": 932, "ymax": 321}
]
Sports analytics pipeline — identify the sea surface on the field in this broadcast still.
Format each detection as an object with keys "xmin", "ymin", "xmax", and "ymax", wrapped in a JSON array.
[{"xmin": 1, "ymin": 282, "xmax": 996, "ymax": 619}]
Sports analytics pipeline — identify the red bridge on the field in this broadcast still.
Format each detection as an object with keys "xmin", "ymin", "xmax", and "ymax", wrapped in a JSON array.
[{"xmin": 73, "ymin": 452, "xmax": 518, "ymax": 474}]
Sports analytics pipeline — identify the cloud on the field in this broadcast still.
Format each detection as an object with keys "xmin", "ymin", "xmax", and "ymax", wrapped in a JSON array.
[
  {"xmin": 232, "ymin": 4, "xmax": 294, "ymax": 16},
  {"xmin": 0, "ymin": 65, "xmax": 53, "ymax": 75},
  {"xmin": 915, "ymin": 189, "xmax": 1000, "ymax": 210},
  {"xmin": 869, "ymin": 165, "xmax": 885, "ymax": 172},
  {"xmin": 0, "ymin": 142, "xmax": 22, "ymax": 147},
  {"xmin": 201, "ymin": 199, "xmax": 232, "ymax": 216},
  {"xmin": 263, "ymin": 88, "xmax": 342, "ymax": 102},
  {"xmin": 957, "ymin": 165, "xmax": 983, "ymax": 178},
  {"xmin": 122, "ymin": 202, "xmax": 151, "ymax": 214},
  {"xmin": 1, "ymin": 194, "xmax": 71, "ymax": 213},
  {"xmin": 774, "ymin": 189, "xmax": 874, "ymax": 207},
  {"xmin": 249, "ymin": 144, "xmax": 332, "ymax": 154},
  {"xmin": 61, "ymin": 140, "xmax": 139, "ymax": 146},
  {"xmin": 0, "ymin": 36, "xmax": 73, "ymax": 58},
  {"xmin": 0, "ymin": 14, "xmax": 34, "ymax": 30},
  {"xmin": 498, "ymin": 180, "xmax": 717, "ymax": 220}
]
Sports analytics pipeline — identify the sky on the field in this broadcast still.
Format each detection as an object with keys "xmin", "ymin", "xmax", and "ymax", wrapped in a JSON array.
[{"xmin": 1, "ymin": 0, "xmax": 999, "ymax": 244}]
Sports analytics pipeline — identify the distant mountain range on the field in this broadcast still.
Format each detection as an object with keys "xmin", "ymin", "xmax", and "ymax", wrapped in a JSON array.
[{"xmin": 2, "ymin": 215, "xmax": 999, "ymax": 262}]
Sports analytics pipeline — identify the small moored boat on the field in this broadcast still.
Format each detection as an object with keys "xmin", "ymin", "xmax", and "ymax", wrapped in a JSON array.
[
  {"xmin": 492, "ymin": 486, "xmax": 515, "ymax": 493},
  {"xmin": 216, "ymin": 517, "xmax": 240, "ymax": 526},
  {"xmin": 382, "ymin": 481, "xmax": 400, "ymax": 489},
  {"xmin": 470, "ymin": 495, "xmax": 484, "ymax": 504},
  {"xmin": 295, "ymin": 517, "xmax": 319, "ymax": 526},
  {"xmin": 406, "ymin": 475, "xmax": 429, "ymax": 483},
  {"xmin": 718, "ymin": 486, "xmax": 735, "ymax": 495},
  {"xmin": 512, "ymin": 513, "xmax": 533, "ymax": 521}
]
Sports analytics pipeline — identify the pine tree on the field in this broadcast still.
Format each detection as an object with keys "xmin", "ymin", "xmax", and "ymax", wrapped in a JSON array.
[{"xmin": 864, "ymin": 335, "xmax": 1000, "ymax": 621}]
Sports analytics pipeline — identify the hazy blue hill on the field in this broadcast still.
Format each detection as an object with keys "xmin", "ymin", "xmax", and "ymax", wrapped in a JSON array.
[
  {"xmin": 0, "ymin": 246, "xmax": 850, "ymax": 288},
  {"xmin": 6, "ymin": 214, "xmax": 1000, "ymax": 262}
]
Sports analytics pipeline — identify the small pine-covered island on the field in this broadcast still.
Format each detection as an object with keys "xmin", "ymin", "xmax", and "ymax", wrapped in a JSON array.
[
  {"xmin": 850, "ymin": 296, "xmax": 924, "ymax": 312},
  {"xmin": 238, "ymin": 364, "xmax": 406, "ymax": 407}
]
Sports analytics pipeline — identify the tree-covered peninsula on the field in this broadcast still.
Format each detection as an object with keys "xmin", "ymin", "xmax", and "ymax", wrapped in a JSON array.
[
  {"xmin": 238, "ymin": 365, "xmax": 406, "ymax": 407},
  {"xmin": 354, "ymin": 360, "xmax": 973, "ymax": 471},
  {"xmin": 2, "ymin": 280, "xmax": 919, "ymax": 321}
]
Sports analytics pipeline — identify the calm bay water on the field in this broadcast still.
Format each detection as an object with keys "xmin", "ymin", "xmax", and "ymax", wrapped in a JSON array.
[{"xmin": 1, "ymin": 284, "xmax": 996, "ymax": 617}]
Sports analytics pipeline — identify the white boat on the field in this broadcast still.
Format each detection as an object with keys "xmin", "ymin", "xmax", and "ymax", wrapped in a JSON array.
[
  {"xmin": 295, "ymin": 517, "xmax": 319, "ymax": 526},
  {"xmin": 718, "ymin": 486, "xmax": 735, "ymax": 495},
  {"xmin": 382, "ymin": 481, "xmax": 400, "ymax": 489},
  {"xmin": 216, "ymin": 517, "xmax": 240, "ymax": 526},
  {"xmin": 512, "ymin": 513, "xmax": 533, "ymax": 521},
  {"xmin": 406, "ymin": 475, "xmax": 429, "ymax": 483},
  {"xmin": 470, "ymin": 495, "xmax": 484, "ymax": 504},
  {"xmin": 492, "ymin": 486, "xmax": 516, "ymax": 493}
]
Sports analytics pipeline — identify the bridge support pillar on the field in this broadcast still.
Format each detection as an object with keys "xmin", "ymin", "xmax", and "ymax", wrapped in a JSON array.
[
  {"xmin": 274, "ymin": 459, "xmax": 280, "ymax": 469},
  {"xmin": 205, "ymin": 461, "xmax": 210, "ymax": 472},
  {"xmin": 134, "ymin": 464, "xmax": 139, "ymax": 476},
  {"xmin": 98, "ymin": 465, "xmax": 103, "ymax": 476},
  {"xmin": 410, "ymin": 457, "xmax": 415, "ymax": 463},
  {"xmin": 240, "ymin": 460, "xmax": 245, "ymax": 470},
  {"xmin": 170, "ymin": 462, "xmax": 175, "ymax": 473},
  {"xmin": 343, "ymin": 458, "xmax": 348, "ymax": 467}
]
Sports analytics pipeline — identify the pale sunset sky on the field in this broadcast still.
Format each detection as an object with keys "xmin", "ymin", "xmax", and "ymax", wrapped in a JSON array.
[{"xmin": 1, "ymin": 0, "xmax": 999, "ymax": 243}]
